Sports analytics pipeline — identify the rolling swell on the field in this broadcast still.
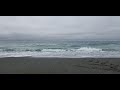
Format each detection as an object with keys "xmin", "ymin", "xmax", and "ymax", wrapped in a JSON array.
[
  {"xmin": 102, "ymin": 49, "xmax": 119, "ymax": 51},
  {"xmin": 2, "ymin": 48, "xmax": 16, "ymax": 52}
]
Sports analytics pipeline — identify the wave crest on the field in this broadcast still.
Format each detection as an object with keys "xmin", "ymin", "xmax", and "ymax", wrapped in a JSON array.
[{"xmin": 77, "ymin": 47, "xmax": 102, "ymax": 52}]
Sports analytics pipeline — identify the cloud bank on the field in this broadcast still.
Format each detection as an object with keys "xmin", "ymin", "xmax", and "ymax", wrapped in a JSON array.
[{"xmin": 0, "ymin": 16, "xmax": 120, "ymax": 40}]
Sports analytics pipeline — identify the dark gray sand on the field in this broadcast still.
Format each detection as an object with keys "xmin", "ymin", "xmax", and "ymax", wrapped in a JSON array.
[{"xmin": 0, "ymin": 57, "xmax": 120, "ymax": 74}]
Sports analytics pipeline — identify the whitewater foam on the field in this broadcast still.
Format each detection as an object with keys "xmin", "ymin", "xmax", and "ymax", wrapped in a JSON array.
[
  {"xmin": 0, "ymin": 40, "xmax": 120, "ymax": 58},
  {"xmin": 42, "ymin": 49, "xmax": 66, "ymax": 52},
  {"xmin": 76, "ymin": 47, "xmax": 102, "ymax": 52}
]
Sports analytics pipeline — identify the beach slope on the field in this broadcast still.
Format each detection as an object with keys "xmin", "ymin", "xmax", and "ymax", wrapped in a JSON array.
[{"xmin": 0, "ymin": 57, "xmax": 120, "ymax": 74}]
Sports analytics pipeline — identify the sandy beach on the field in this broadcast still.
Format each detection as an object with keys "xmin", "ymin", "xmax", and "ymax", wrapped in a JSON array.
[{"xmin": 0, "ymin": 57, "xmax": 120, "ymax": 74}]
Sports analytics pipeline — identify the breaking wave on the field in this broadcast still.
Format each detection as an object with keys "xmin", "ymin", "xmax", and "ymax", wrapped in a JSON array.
[
  {"xmin": 76, "ymin": 47, "xmax": 102, "ymax": 52},
  {"xmin": 37, "ymin": 47, "xmax": 102, "ymax": 52},
  {"xmin": 0, "ymin": 47, "xmax": 120, "ymax": 58},
  {"xmin": 0, "ymin": 47, "xmax": 111, "ymax": 52}
]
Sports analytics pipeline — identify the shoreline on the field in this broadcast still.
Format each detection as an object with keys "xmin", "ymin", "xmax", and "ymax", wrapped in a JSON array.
[
  {"xmin": 1, "ymin": 56, "xmax": 120, "ymax": 59},
  {"xmin": 0, "ymin": 57, "xmax": 120, "ymax": 74}
]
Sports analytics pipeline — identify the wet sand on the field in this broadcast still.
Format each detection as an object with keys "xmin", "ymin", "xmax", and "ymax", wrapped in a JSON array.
[{"xmin": 0, "ymin": 57, "xmax": 120, "ymax": 74}]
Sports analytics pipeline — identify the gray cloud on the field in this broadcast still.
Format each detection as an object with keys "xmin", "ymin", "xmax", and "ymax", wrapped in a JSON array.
[{"xmin": 0, "ymin": 16, "xmax": 120, "ymax": 40}]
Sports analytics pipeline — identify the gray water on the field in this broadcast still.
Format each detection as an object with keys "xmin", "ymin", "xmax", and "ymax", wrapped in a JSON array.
[{"xmin": 0, "ymin": 40, "xmax": 120, "ymax": 58}]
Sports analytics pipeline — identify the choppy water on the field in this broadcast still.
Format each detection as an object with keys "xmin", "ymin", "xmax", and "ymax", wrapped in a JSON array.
[{"xmin": 0, "ymin": 40, "xmax": 120, "ymax": 58}]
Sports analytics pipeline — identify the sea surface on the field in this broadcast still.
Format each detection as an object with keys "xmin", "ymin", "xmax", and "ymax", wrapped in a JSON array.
[{"xmin": 0, "ymin": 40, "xmax": 120, "ymax": 58}]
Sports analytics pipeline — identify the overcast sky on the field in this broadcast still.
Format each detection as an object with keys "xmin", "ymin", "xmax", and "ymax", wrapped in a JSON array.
[{"xmin": 0, "ymin": 16, "xmax": 120, "ymax": 40}]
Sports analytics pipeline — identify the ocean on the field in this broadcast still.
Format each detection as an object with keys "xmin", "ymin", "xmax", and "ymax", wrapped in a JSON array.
[{"xmin": 0, "ymin": 40, "xmax": 120, "ymax": 58}]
